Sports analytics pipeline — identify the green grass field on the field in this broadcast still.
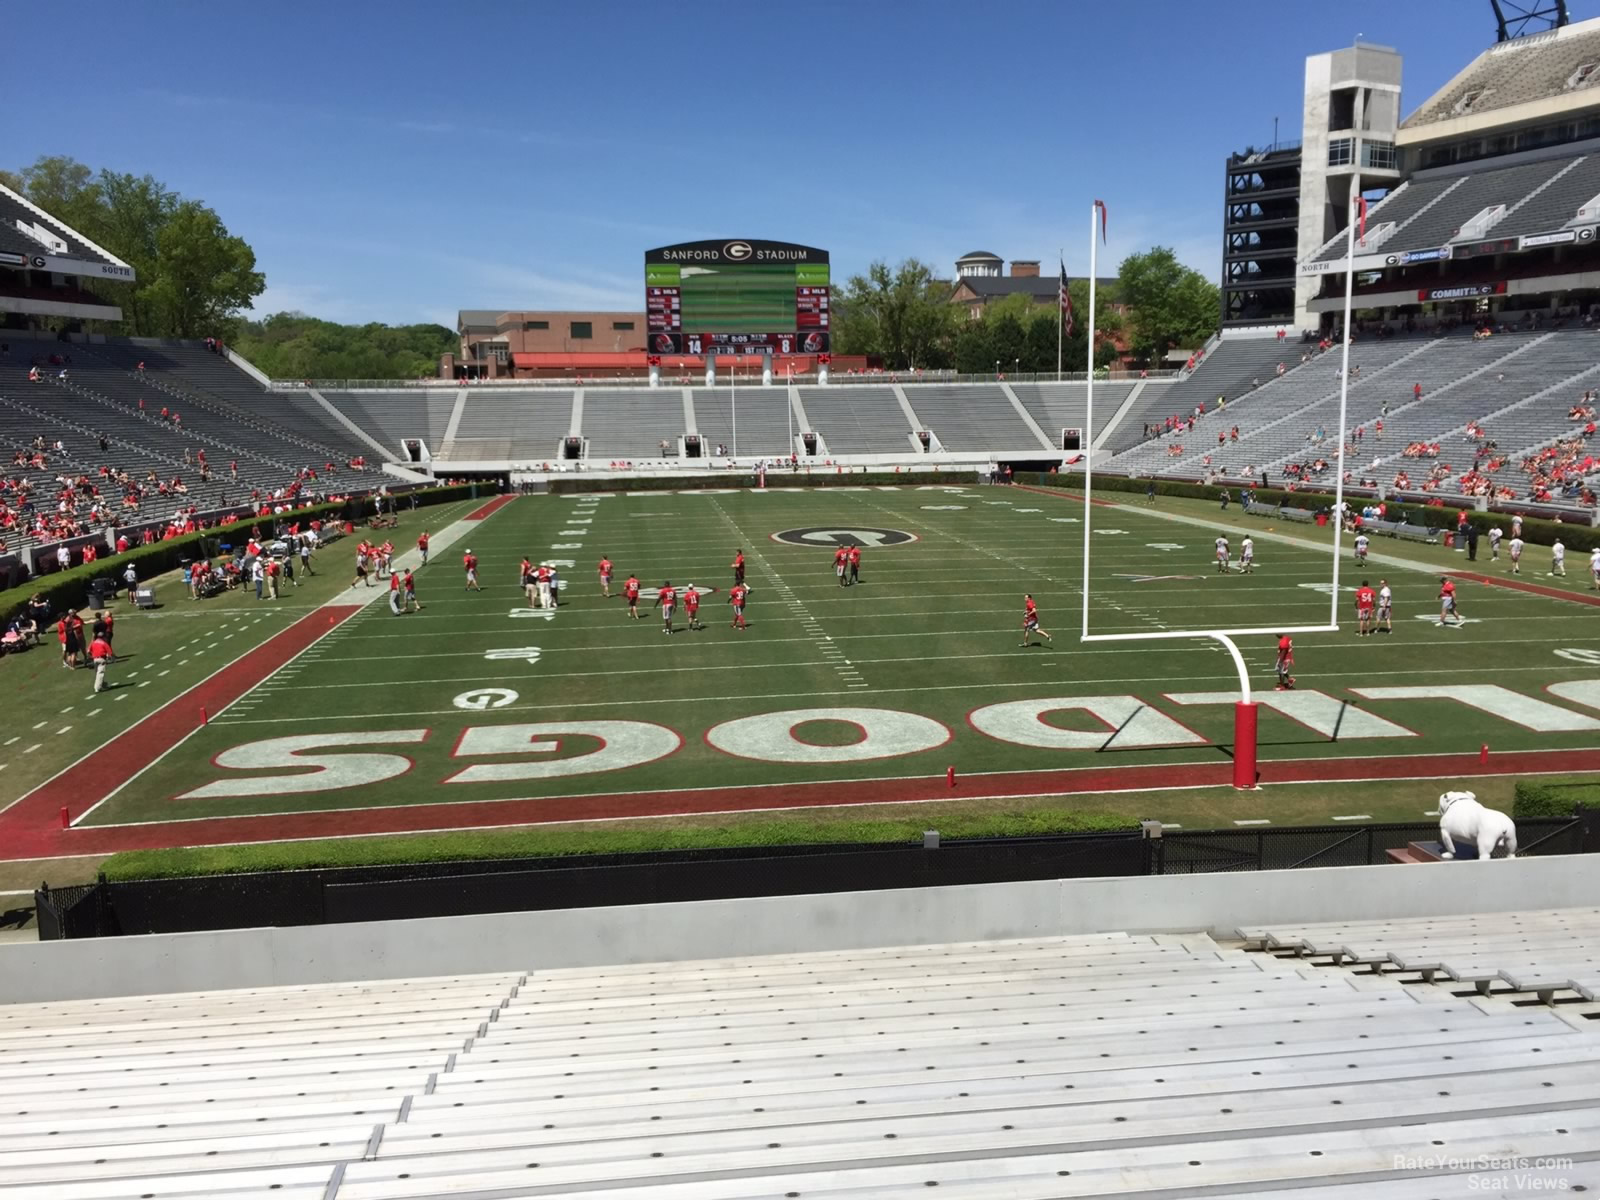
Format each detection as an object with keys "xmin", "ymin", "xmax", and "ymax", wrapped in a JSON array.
[{"xmin": 55, "ymin": 483, "xmax": 1600, "ymax": 846}]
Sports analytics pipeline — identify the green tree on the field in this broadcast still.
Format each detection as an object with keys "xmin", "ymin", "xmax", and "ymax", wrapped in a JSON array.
[
  {"xmin": 232, "ymin": 314, "xmax": 455, "ymax": 380},
  {"xmin": 144, "ymin": 203, "xmax": 264, "ymax": 337},
  {"xmin": 1116, "ymin": 247, "xmax": 1219, "ymax": 363},
  {"xmin": 832, "ymin": 258, "xmax": 958, "ymax": 369},
  {"xmin": 952, "ymin": 316, "xmax": 993, "ymax": 375}
]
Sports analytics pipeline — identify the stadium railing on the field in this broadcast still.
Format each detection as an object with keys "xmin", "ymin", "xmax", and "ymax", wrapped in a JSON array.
[{"xmin": 285, "ymin": 370, "xmax": 1180, "ymax": 391}]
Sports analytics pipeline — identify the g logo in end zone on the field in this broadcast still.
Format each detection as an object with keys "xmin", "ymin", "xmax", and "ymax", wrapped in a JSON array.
[
  {"xmin": 771, "ymin": 526, "xmax": 918, "ymax": 548},
  {"xmin": 723, "ymin": 241, "xmax": 753, "ymax": 261}
]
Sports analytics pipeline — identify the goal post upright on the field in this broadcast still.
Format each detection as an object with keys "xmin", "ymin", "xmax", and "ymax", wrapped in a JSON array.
[
  {"xmin": 1080, "ymin": 202, "xmax": 1100, "ymax": 643},
  {"xmin": 1328, "ymin": 174, "xmax": 1361, "ymax": 628}
]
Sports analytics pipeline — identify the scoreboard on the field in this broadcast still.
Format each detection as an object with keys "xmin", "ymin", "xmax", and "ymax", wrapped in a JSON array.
[{"xmin": 645, "ymin": 240, "xmax": 829, "ymax": 354}]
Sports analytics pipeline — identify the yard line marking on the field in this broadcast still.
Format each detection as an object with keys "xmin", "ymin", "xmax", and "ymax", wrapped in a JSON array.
[
  {"xmin": 114, "ymin": 694, "xmax": 128, "ymax": 702},
  {"xmin": 22, "ymin": 744, "xmax": 41, "ymax": 755},
  {"xmin": 158, "ymin": 670, "xmax": 171, "ymax": 678},
  {"xmin": 31, "ymin": 721, "xmax": 46, "ymax": 730},
  {"xmin": 1332, "ymin": 814, "xmax": 1372, "ymax": 821},
  {"xmin": 2, "ymin": 737, "xmax": 16, "ymax": 746},
  {"xmin": 60, "ymin": 706, "xmax": 74, "ymax": 714},
  {"xmin": 1233, "ymin": 819, "xmax": 1271, "ymax": 826},
  {"xmin": 55, "ymin": 727, "xmax": 71, "ymax": 736},
  {"xmin": 87, "ymin": 709, "xmax": 101, "ymax": 717}
]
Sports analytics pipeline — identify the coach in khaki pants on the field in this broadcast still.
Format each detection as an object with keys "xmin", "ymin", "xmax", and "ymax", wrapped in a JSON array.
[{"xmin": 89, "ymin": 631, "xmax": 112, "ymax": 694}]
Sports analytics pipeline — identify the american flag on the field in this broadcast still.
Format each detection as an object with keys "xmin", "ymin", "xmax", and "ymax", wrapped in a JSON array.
[{"xmin": 1059, "ymin": 260, "xmax": 1074, "ymax": 337}]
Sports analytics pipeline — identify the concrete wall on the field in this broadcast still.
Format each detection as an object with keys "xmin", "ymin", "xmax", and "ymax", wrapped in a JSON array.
[{"xmin": 4, "ymin": 856, "xmax": 1598, "ymax": 1005}]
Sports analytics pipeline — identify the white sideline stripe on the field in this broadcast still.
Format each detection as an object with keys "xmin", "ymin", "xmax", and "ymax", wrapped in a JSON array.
[
  {"xmin": 1, "ymin": 499, "xmax": 485, "ymax": 829},
  {"xmin": 1234, "ymin": 819, "xmax": 1271, "ymax": 826},
  {"xmin": 1332, "ymin": 814, "xmax": 1372, "ymax": 821}
]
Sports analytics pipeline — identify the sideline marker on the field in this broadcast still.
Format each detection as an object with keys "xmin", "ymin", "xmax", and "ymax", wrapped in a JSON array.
[
  {"xmin": 59, "ymin": 806, "xmax": 69, "ymax": 828},
  {"xmin": 200, "ymin": 706, "xmax": 208, "ymax": 726},
  {"xmin": 947, "ymin": 765, "xmax": 956, "ymax": 788},
  {"xmin": 1480, "ymin": 742, "xmax": 1489, "ymax": 766}
]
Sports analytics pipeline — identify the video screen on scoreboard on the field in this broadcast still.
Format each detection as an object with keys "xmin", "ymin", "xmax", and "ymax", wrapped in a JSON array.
[{"xmin": 645, "ymin": 240, "xmax": 829, "ymax": 354}]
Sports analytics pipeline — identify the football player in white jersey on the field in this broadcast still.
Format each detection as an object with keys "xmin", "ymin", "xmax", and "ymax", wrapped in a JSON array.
[
  {"xmin": 1488, "ymin": 527, "xmax": 1503, "ymax": 560},
  {"xmin": 1215, "ymin": 534, "xmax": 1230, "ymax": 574},
  {"xmin": 1552, "ymin": 537, "xmax": 1567, "ymax": 577},
  {"xmin": 1508, "ymin": 536, "xmax": 1524, "ymax": 575},
  {"xmin": 1239, "ymin": 536, "xmax": 1255, "ymax": 574},
  {"xmin": 1353, "ymin": 532, "xmax": 1370, "ymax": 565},
  {"xmin": 1590, "ymin": 546, "xmax": 1600, "ymax": 590},
  {"xmin": 1377, "ymin": 579, "xmax": 1393, "ymax": 634}
]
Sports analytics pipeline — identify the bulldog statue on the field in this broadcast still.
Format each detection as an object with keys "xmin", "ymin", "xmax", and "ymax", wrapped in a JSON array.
[{"xmin": 1437, "ymin": 790, "xmax": 1517, "ymax": 860}]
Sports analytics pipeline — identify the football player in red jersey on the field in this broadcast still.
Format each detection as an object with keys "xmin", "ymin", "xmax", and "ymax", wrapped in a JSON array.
[
  {"xmin": 462, "ymin": 550, "xmax": 481, "ymax": 591},
  {"xmin": 654, "ymin": 580, "xmax": 677, "ymax": 635},
  {"xmin": 416, "ymin": 530, "xmax": 429, "ymax": 565},
  {"xmin": 598, "ymin": 556, "xmax": 613, "ymax": 598},
  {"xmin": 848, "ymin": 544, "xmax": 861, "ymax": 585},
  {"xmin": 1275, "ymin": 634, "xmax": 1295, "ymax": 690},
  {"xmin": 624, "ymin": 574, "xmax": 641, "ymax": 619},
  {"xmin": 1020, "ymin": 594, "xmax": 1052, "ymax": 647},
  {"xmin": 683, "ymin": 585, "xmax": 701, "ymax": 630},
  {"xmin": 731, "ymin": 550, "xmax": 745, "ymax": 586},
  {"xmin": 1439, "ymin": 577, "xmax": 1462, "ymax": 625},
  {"xmin": 833, "ymin": 546, "xmax": 848, "ymax": 587},
  {"xmin": 729, "ymin": 582, "xmax": 749, "ymax": 630},
  {"xmin": 1355, "ymin": 579, "xmax": 1376, "ymax": 637}
]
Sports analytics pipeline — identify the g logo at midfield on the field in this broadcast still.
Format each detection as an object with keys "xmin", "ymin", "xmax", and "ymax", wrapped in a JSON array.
[
  {"xmin": 771, "ymin": 526, "xmax": 918, "ymax": 548},
  {"xmin": 723, "ymin": 241, "xmax": 753, "ymax": 260}
]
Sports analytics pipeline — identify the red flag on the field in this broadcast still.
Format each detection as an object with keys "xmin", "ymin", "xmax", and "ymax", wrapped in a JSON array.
[
  {"xmin": 1094, "ymin": 199, "xmax": 1108, "ymax": 243},
  {"xmin": 1058, "ymin": 259, "xmax": 1074, "ymax": 337},
  {"xmin": 1357, "ymin": 195, "xmax": 1368, "ymax": 246}
]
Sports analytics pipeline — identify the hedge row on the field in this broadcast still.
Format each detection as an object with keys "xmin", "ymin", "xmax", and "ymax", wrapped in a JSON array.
[
  {"xmin": 1512, "ymin": 776, "xmax": 1600, "ymax": 818},
  {"xmin": 4, "ymin": 484, "xmax": 476, "ymax": 623},
  {"xmin": 1022, "ymin": 472, "xmax": 1600, "ymax": 551},
  {"xmin": 548, "ymin": 469, "xmax": 983, "ymax": 494}
]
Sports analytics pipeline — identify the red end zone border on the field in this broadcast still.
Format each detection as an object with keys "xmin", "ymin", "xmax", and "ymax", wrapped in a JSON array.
[
  {"xmin": 466, "ymin": 494, "xmax": 518, "ymax": 520},
  {"xmin": 0, "ymin": 603, "xmax": 365, "ymax": 859}
]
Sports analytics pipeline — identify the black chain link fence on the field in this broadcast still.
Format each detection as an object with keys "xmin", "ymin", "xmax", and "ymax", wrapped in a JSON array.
[{"xmin": 33, "ymin": 813, "xmax": 1592, "ymax": 939}]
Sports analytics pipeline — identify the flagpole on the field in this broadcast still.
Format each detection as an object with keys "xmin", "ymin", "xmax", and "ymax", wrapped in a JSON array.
[
  {"xmin": 1081, "ymin": 205, "xmax": 1100, "ymax": 641},
  {"xmin": 1056, "ymin": 248, "xmax": 1064, "ymax": 383},
  {"xmin": 731, "ymin": 352, "xmax": 737, "ymax": 460}
]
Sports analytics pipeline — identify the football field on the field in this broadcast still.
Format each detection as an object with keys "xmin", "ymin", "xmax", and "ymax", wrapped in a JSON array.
[{"xmin": 30, "ymin": 482, "xmax": 1600, "ymax": 853}]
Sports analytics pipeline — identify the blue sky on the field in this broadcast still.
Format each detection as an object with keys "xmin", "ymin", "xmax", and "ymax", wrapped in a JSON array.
[{"xmin": 8, "ymin": 0, "xmax": 1591, "ymax": 327}]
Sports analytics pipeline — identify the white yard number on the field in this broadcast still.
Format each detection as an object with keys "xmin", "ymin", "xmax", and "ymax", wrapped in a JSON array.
[
  {"xmin": 509, "ymin": 609, "xmax": 556, "ymax": 620},
  {"xmin": 485, "ymin": 646, "xmax": 543, "ymax": 664},
  {"xmin": 1095, "ymin": 528, "xmax": 1127, "ymax": 535},
  {"xmin": 1554, "ymin": 648, "xmax": 1600, "ymax": 665},
  {"xmin": 1146, "ymin": 542, "xmax": 1185, "ymax": 551},
  {"xmin": 453, "ymin": 688, "xmax": 519, "ymax": 711}
]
